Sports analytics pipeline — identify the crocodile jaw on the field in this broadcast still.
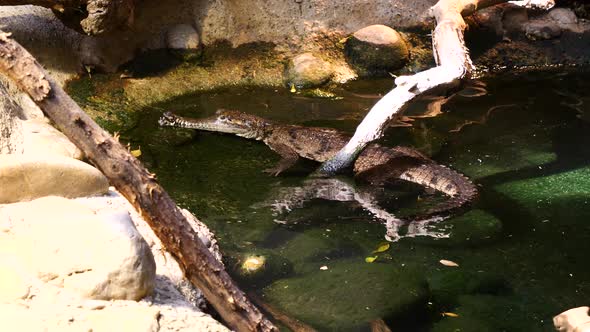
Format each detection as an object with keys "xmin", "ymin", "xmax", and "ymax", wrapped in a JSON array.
[{"xmin": 159, "ymin": 112, "xmax": 258, "ymax": 139}]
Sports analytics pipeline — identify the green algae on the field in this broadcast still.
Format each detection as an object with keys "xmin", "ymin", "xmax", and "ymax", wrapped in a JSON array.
[
  {"xmin": 73, "ymin": 67, "xmax": 590, "ymax": 331},
  {"xmin": 263, "ymin": 260, "xmax": 429, "ymax": 331},
  {"xmin": 66, "ymin": 73, "xmax": 139, "ymax": 133}
]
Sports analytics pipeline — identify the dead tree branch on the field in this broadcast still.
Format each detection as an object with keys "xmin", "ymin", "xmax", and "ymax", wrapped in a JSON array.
[
  {"xmin": 318, "ymin": 0, "xmax": 555, "ymax": 175},
  {"xmin": 0, "ymin": 30, "xmax": 277, "ymax": 332}
]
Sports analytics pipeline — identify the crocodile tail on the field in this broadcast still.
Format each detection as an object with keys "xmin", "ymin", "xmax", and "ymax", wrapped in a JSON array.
[{"xmin": 398, "ymin": 163, "xmax": 478, "ymax": 219}]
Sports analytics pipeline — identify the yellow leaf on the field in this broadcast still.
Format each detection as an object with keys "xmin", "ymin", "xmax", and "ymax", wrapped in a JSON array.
[
  {"xmin": 290, "ymin": 83, "xmax": 296, "ymax": 93},
  {"xmin": 131, "ymin": 148, "xmax": 142, "ymax": 157},
  {"xmin": 442, "ymin": 312, "xmax": 459, "ymax": 318},
  {"xmin": 365, "ymin": 256, "xmax": 378, "ymax": 263},
  {"xmin": 439, "ymin": 259, "xmax": 459, "ymax": 267},
  {"xmin": 372, "ymin": 243, "xmax": 390, "ymax": 254}
]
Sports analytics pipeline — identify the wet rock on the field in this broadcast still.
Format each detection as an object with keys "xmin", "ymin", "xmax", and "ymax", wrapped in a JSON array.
[
  {"xmin": 226, "ymin": 250, "xmax": 293, "ymax": 287},
  {"xmin": 548, "ymin": 8, "xmax": 578, "ymax": 26},
  {"xmin": 554, "ymin": 306, "xmax": 590, "ymax": 332},
  {"xmin": 0, "ymin": 155, "xmax": 109, "ymax": 204},
  {"xmin": 0, "ymin": 196, "xmax": 156, "ymax": 300},
  {"xmin": 345, "ymin": 24, "xmax": 409, "ymax": 74},
  {"xmin": 284, "ymin": 53, "xmax": 334, "ymax": 88},
  {"xmin": 20, "ymin": 118, "xmax": 83, "ymax": 159},
  {"xmin": 524, "ymin": 21, "xmax": 562, "ymax": 40},
  {"xmin": 263, "ymin": 259, "xmax": 428, "ymax": 331},
  {"xmin": 523, "ymin": 8, "xmax": 583, "ymax": 41}
]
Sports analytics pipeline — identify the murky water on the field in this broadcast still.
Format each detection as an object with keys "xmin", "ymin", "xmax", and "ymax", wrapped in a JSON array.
[{"xmin": 124, "ymin": 69, "xmax": 590, "ymax": 331}]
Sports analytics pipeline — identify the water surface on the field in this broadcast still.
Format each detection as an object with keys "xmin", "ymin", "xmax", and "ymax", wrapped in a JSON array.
[{"xmin": 127, "ymin": 69, "xmax": 590, "ymax": 331}]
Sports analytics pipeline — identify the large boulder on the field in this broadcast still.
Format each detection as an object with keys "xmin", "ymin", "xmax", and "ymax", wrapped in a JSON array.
[
  {"xmin": 20, "ymin": 118, "xmax": 84, "ymax": 159},
  {"xmin": 0, "ymin": 196, "xmax": 156, "ymax": 300},
  {"xmin": 284, "ymin": 53, "xmax": 334, "ymax": 88},
  {"xmin": 0, "ymin": 155, "xmax": 109, "ymax": 203},
  {"xmin": 345, "ymin": 24, "xmax": 409, "ymax": 74},
  {"xmin": 554, "ymin": 307, "xmax": 590, "ymax": 332}
]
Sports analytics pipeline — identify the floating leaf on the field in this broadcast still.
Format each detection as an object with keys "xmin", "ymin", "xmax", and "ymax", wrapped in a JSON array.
[
  {"xmin": 439, "ymin": 259, "xmax": 459, "ymax": 267},
  {"xmin": 365, "ymin": 256, "xmax": 378, "ymax": 263},
  {"xmin": 130, "ymin": 148, "xmax": 142, "ymax": 157},
  {"xmin": 442, "ymin": 312, "xmax": 459, "ymax": 318},
  {"xmin": 372, "ymin": 243, "xmax": 390, "ymax": 254}
]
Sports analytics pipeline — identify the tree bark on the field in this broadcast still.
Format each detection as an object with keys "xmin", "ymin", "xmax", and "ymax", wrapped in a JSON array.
[
  {"xmin": 0, "ymin": 31, "xmax": 277, "ymax": 332},
  {"xmin": 0, "ymin": 0, "xmax": 134, "ymax": 35},
  {"xmin": 317, "ymin": 0, "xmax": 555, "ymax": 175}
]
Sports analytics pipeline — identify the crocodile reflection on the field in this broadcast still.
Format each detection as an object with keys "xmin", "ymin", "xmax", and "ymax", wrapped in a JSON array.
[{"xmin": 258, "ymin": 177, "xmax": 451, "ymax": 242}]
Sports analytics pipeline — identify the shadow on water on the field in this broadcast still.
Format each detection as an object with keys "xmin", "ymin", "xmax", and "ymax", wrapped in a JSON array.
[{"xmin": 123, "ymin": 69, "xmax": 590, "ymax": 331}]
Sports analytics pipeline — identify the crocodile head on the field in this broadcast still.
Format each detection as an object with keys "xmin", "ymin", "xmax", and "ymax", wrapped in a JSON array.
[{"xmin": 159, "ymin": 109, "xmax": 270, "ymax": 140}]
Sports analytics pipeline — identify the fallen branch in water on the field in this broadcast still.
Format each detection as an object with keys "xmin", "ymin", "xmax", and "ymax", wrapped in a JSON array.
[
  {"xmin": 318, "ymin": 0, "xmax": 555, "ymax": 175},
  {"xmin": 0, "ymin": 30, "xmax": 277, "ymax": 332}
]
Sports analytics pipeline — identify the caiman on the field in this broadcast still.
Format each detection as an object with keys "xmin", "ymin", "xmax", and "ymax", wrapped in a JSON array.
[{"xmin": 158, "ymin": 110, "xmax": 478, "ymax": 217}]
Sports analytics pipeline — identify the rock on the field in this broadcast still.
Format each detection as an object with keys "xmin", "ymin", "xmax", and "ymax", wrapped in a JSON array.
[
  {"xmin": 0, "ymin": 196, "xmax": 156, "ymax": 300},
  {"xmin": 20, "ymin": 118, "xmax": 84, "ymax": 159},
  {"xmin": 166, "ymin": 24, "xmax": 200, "ymax": 50},
  {"xmin": 0, "ymin": 255, "xmax": 31, "ymax": 302},
  {"xmin": 0, "ymin": 155, "xmax": 109, "ymax": 204},
  {"xmin": 554, "ymin": 307, "xmax": 590, "ymax": 332},
  {"xmin": 548, "ymin": 8, "xmax": 578, "ymax": 26},
  {"xmin": 523, "ymin": 8, "xmax": 581, "ymax": 41},
  {"xmin": 157, "ymin": 305, "xmax": 231, "ymax": 332},
  {"xmin": 284, "ymin": 53, "xmax": 334, "ymax": 88},
  {"xmin": 165, "ymin": 24, "xmax": 202, "ymax": 62},
  {"xmin": 524, "ymin": 20, "xmax": 562, "ymax": 40},
  {"xmin": 345, "ymin": 24, "xmax": 409, "ymax": 74},
  {"xmin": 225, "ymin": 250, "xmax": 293, "ymax": 287},
  {"xmin": 85, "ymin": 305, "xmax": 160, "ymax": 332},
  {"xmin": 74, "ymin": 190, "xmax": 223, "ymax": 310},
  {"xmin": 0, "ymin": 302, "xmax": 160, "ymax": 332}
]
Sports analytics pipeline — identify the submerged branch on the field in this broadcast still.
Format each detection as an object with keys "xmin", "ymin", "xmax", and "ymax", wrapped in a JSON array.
[{"xmin": 318, "ymin": 0, "xmax": 555, "ymax": 175}]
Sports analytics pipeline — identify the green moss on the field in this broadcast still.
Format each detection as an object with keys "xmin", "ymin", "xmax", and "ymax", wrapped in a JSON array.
[
  {"xmin": 427, "ymin": 269, "xmax": 510, "ymax": 305},
  {"xmin": 277, "ymin": 227, "xmax": 365, "ymax": 274},
  {"xmin": 263, "ymin": 259, "xmax": 428, "ymax": 331},
  {"xmin": 431, "ymin": 294, "xmax": 554, "ymax": 332},
  {"xmin": 494, "ymin": 167, "xmax": 590, "ymax": 222},
  {"xmin": 66, "ymin": 74, "xmax": 139, "ymax": 133}
]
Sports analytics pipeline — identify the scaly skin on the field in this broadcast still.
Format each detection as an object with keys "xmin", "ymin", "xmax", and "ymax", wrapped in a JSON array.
[{"xmin": 159, "ymin": 110, "xmax": 478, "ymax": 217}]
